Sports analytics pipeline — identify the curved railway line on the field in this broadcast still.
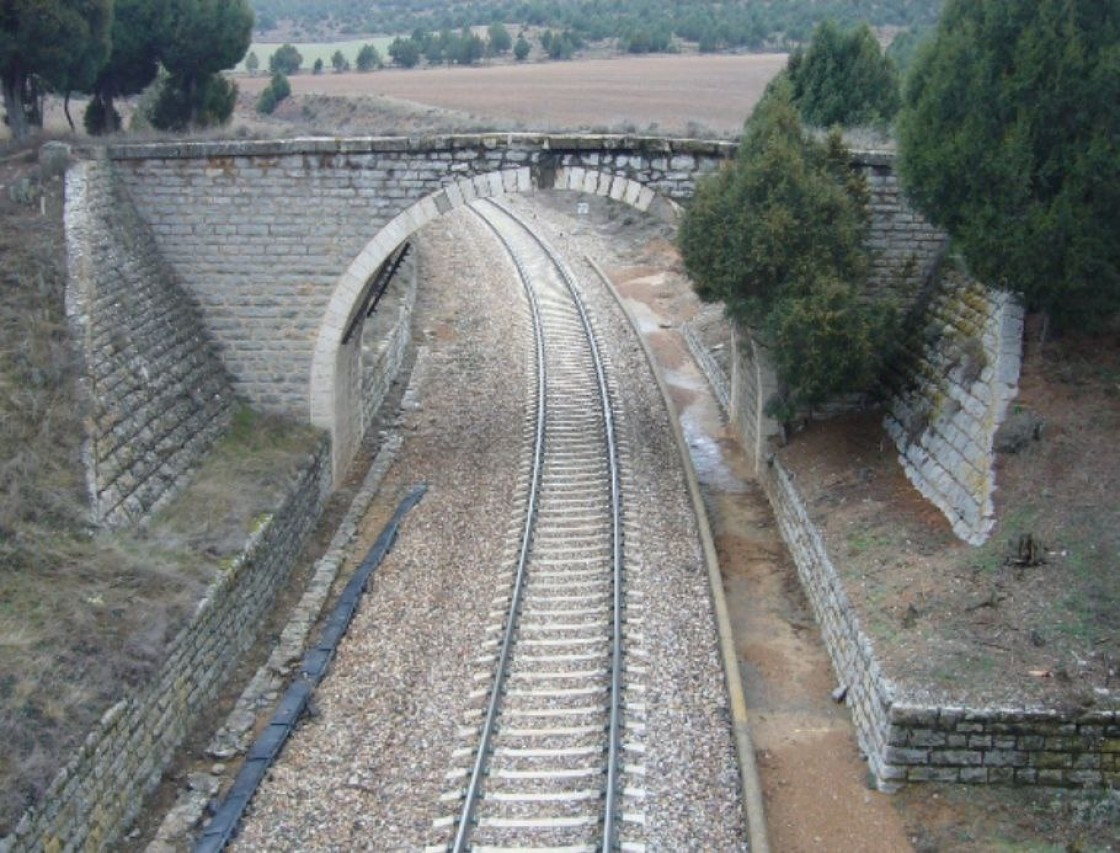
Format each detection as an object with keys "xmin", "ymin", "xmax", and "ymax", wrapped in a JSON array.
[
  {"xmin": 430, "ymin": 199, "xmax": 646, "ymax": 851},
  {"xmin": 203, "ymin": 196, "xmax": 749, "ymax": 852}
]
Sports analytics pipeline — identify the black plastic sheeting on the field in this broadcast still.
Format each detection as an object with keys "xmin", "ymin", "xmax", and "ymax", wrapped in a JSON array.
[{"xmin": 194, "ymin": 484, "xmax": 428, "ymax": 853}]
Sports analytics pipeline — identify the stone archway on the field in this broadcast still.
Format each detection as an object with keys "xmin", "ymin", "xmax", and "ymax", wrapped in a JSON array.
[{"xmin": 309, "ymin": 167, "xmax": 681, "ymax": 481}]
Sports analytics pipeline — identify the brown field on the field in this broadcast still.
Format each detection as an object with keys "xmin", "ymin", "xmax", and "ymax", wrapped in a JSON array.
[{"xmin": 236, "ymin": 53, "xmax": 788, "ymax": 137}]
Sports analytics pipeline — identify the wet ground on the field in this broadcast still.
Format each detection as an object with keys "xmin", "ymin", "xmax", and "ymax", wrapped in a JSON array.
[{"xmin": 567, "ymin": 199, "xmax": 917, "ymax": 851}]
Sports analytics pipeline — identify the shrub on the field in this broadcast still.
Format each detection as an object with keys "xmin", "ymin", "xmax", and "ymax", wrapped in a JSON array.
[
  {"xmin": 256, "ymin": 71, "xmax": 291, "ymax": 115},
  {"xmin": 680, "ymin": 79, "xmax": 897, "ymax": 418}
]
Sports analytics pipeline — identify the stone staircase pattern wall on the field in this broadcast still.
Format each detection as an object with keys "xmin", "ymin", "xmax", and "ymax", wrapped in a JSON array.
[
  {"xmin": 882, "ymin": 272, "xmax": 1025, "ymax": 544},
  {"xmin": 858, "ymin": 152, "xmax": 948, "ymax": 301},
  {"xmin": 3, "ymin": 437, "xmax": 332, "ymax": 852},
  {"xmin": 64, "ymin": 160, "xmax": 235, "ymax": 528},
  {"xmin": 709, "ymin": 289, "xmax": 1117, "ymax": 789},
  {"xmin": 757, "ymin": 455, "xmax": 1118, "ymax": 789}
]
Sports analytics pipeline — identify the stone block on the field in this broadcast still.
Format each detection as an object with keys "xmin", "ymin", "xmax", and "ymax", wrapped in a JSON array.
[
  {"xmin": 885, "ymin": 746, "xmax": 929, "ymax": 765},
  {"xmin": 908, "ymin": 766, "xmax": 961, "ymax": 783},
  {"xmin": 984, "ymin": 750, "xmax": 1028, "ymax": 768},
  {"xmin": 1033, "ymin": 751, "xmax": 1073, "ymax": 769}
]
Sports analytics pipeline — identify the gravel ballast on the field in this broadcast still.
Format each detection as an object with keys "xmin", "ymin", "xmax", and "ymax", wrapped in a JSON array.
[{"xmin": 229, "ymin": 197, "xmax": 747, "ymax": 850}]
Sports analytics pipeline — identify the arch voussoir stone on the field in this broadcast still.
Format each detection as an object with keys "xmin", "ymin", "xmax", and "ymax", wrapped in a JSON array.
[{"xmin": 116, "ymin": 133, "xmax": 905, "ymax": 482}]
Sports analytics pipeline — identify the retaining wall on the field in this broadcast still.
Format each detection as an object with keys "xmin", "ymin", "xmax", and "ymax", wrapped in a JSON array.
[
  {"xmin": 714, "ymin": 278, "xmax": 1117, "ymax": 789},
  {"xmin": 857, "ymin": 152, "xmax": 947, "ymax": 301},
  {"xmin": 65, "ymin": 159, "xmax": 234, "ymax": 528},
  {"xmin": 727, "ymin": 329, "xmax": 783, "ymax": 475},
  {"xmin": 883, "ymin": 271, "xmax": 1025, "ymax": 545},
  {"xmin": 358, "ymin": 254, "xmax": 417, "ymax": 439},
  {"xmin": 2, "ymin": 438, "xmax": 333, "ymax": 852},
  {"xmin": 758, "ymin": 456, "xmax": 1119, "ymax": 789}
]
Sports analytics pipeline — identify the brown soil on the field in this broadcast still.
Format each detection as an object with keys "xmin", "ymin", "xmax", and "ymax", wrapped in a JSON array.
[
  {"xmin": 780, "ymin": 337, "xmax": 1119, "ymax": 711},
  {"xmin": 556, "ymin": 192, "xmax": 1118, "ymax": 851},
  {"xmin": 235, "ymin": 53, "xmax": 787, "ymax": 137}
]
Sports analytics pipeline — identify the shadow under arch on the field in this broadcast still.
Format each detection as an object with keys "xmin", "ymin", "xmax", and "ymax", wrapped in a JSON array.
[{"xmin": 309, "ymin": 165, "xmax": 682, "ymax": 482}]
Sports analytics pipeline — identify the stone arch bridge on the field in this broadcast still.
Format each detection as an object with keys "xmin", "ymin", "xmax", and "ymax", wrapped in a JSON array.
[
  {"xmin": 105, "ymin": 133, "xmax": 739, "ymax": 479},
  {"xmin": 71, "ymin": 134, "xmax": 939, "ymax": 523}
]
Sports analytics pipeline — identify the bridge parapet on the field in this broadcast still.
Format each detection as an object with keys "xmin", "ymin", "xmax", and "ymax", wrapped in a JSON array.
[{"xmin": 96, "ymin": 134, "xmax": 943, "ymax": 482}]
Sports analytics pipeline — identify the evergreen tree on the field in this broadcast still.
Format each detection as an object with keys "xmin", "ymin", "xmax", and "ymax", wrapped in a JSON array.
[
  {"xmin": 487, "ymin": 22, "xmax": 512, "ymax": 55},
  {"xmin": 330, "ymin": 49, "xmax": 349, "ymax": 72},
  {"xmin": 85, "ymin": 0, "xmax": 172, "ymax": 135},
  {"xmin": 898, "ymin": 0, "xmax": 1120, "ymax": 327},
  {"xmin": 0, "ymin": 0, "xmax": 112, "ymax": 140},
  {"xmin": 269, "ymin": 43, "xmax": 302, "ymax": 75},
  {"xmin": 256, "ymin": 70, "xmax": 290, "ymax": 114},
  {"xmin": 153, "ymin": 0, "xmax": 253, "ymax": 129},
  {"xmin": 388, "ymin": 36, "xmax": 421, "ymax": 68},
  {"xmin": 454, "ymin": 27, "xmax": 485, "ymax": 65},
  {"xmin": 679, "ymin": 80, "xmax": 896, "ymax": 417},
  {"xmin": 356, "ymin": 43, "xmax": 381, "ymax": 71},
  {"xmin": 246, "ymin": 50, "xmax": 259, "ymax": 75},
  {"xmin": 514, "ymin": 34, "xmax": 531, "ymax": 61},
  {"xmin": 885, "ymin": 27, "xmax": 930, "ymax": 75},
  {"xmin": 785, "ymin": 21, "xmax": 900, "ymax": 127}
]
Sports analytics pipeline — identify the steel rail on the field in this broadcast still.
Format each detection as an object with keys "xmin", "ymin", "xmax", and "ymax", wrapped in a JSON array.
[
  {"xmin": 475, "ymin": 197, "xmax": 626, "ymax": 850},
  {"xmin": 450, "ymin": 205, "xmax": 549, "ymax": 853}
]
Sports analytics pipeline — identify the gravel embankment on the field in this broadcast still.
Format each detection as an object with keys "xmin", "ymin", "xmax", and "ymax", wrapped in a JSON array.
[{"xmin": 231, "ymin": 197, "xmax": 746, "ymax": 850}]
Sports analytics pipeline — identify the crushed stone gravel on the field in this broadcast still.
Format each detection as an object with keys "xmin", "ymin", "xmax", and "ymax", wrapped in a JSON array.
[{"xmin": 228, "ymin": 196, "xmax": 746, "ymax": 850}]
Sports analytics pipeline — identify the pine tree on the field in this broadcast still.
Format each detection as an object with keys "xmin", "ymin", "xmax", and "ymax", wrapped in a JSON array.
[
  {"xmin": 786, "ymin": 21, "xmax": 900, "ymax": 127},
  {"xmin": 898, "ymin": 0, "xmax": 1120, "ymax": 327},
  {"xmin": 679, "ymin": 79, "xmax": 895, "ymax": 417},
  {"xmin": 0, "ymin": 0, "xmax": 112, "ymax": 139},
  {"xmin": 153, "ymin": 0, "xmax": 253, "ymax": 129},
  {"xmin": 85, "ymin": 0, "xmax": 172, "ymax": 135}
]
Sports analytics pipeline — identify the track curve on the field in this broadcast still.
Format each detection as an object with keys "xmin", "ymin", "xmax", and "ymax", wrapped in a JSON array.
[{"xmin": 430, "ymin": 199, "xmax": 646, "ymax": 852}]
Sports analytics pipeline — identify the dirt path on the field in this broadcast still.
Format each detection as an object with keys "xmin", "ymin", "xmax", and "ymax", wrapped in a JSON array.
[
  {"xmin": 516, "ymin": 192, "xmax": 915, "ymax": 851},
  {"xmin": 616, "ymin": 268, "xmax": 913, "ymax": 853}
]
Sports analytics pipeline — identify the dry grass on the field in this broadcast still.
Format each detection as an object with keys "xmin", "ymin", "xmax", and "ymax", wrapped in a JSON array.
[{"xmin": 0, "ymin": 145, "xmax": 322, "ymax": 833}]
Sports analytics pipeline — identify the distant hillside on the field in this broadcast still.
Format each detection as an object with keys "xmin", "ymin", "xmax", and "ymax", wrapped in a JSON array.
[{"xmin": 249, "ymin": 0, "xmax": 942, "ymax": 48}]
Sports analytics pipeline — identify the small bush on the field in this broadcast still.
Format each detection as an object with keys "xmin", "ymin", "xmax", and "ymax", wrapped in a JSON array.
[
  {"xmin": 680, "ymin": 78, "xmax": 898, "ymax": 419},
  {"xmin": 256, "ymin": 72, "xmax": 292, "ymax": 115}
]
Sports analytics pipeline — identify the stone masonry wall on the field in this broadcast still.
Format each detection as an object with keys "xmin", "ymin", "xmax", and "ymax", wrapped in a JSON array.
[
  {"xmin": 883, "ymin": 272, "xmax": 1025, "ymax": 545},
  {"xmin": 65, "ymin": 160, "xmax": 234, "ymax": 528},
  {"xmin": 709, "ymin": 285, "xmax": 1116, "ymax": 789},
  {"xmin": 359, "ymin": 253, "xmax": 417, "ymax": 432},
  {"xmin": 857, "ymin": 151, "xmax": 948, "ymax": 301},
  {"xmin": 104, "ymin": 135, "xmax": 733, "ymax": 420},
  {"xmin": 757, "ymin": 456, "xmax": 1118, "ymax": 790},
  {"xmin": 100, "ymin": 137, "xmax": 935, "ymax": 432},
  {"xmin": 726, "ymin": 327, "xmax": 783, "ymax": 475},
  {"xmin": 3, "ymin": 437, "xmax": 332, "ymax": 852}
]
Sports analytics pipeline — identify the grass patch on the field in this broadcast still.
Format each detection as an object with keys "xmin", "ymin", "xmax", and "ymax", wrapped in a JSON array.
[
  {"xmin": 236, "ymin": 37, "xmax": 395, "ymax": 73},
  {"xmin": 0, "ymin": 149, "xmax": 324, "ymax": 834}
]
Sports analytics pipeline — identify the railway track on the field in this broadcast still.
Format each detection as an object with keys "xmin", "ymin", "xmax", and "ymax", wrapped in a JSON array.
[{"xmin": 430, "ymin": 198, "xmax": 647, "ymax": 851}]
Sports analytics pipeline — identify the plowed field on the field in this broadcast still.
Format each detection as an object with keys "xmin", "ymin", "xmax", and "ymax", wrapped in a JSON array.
[{"xmin": 235, "ymin": 53, "xmax": 788, "ymax": 136}]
